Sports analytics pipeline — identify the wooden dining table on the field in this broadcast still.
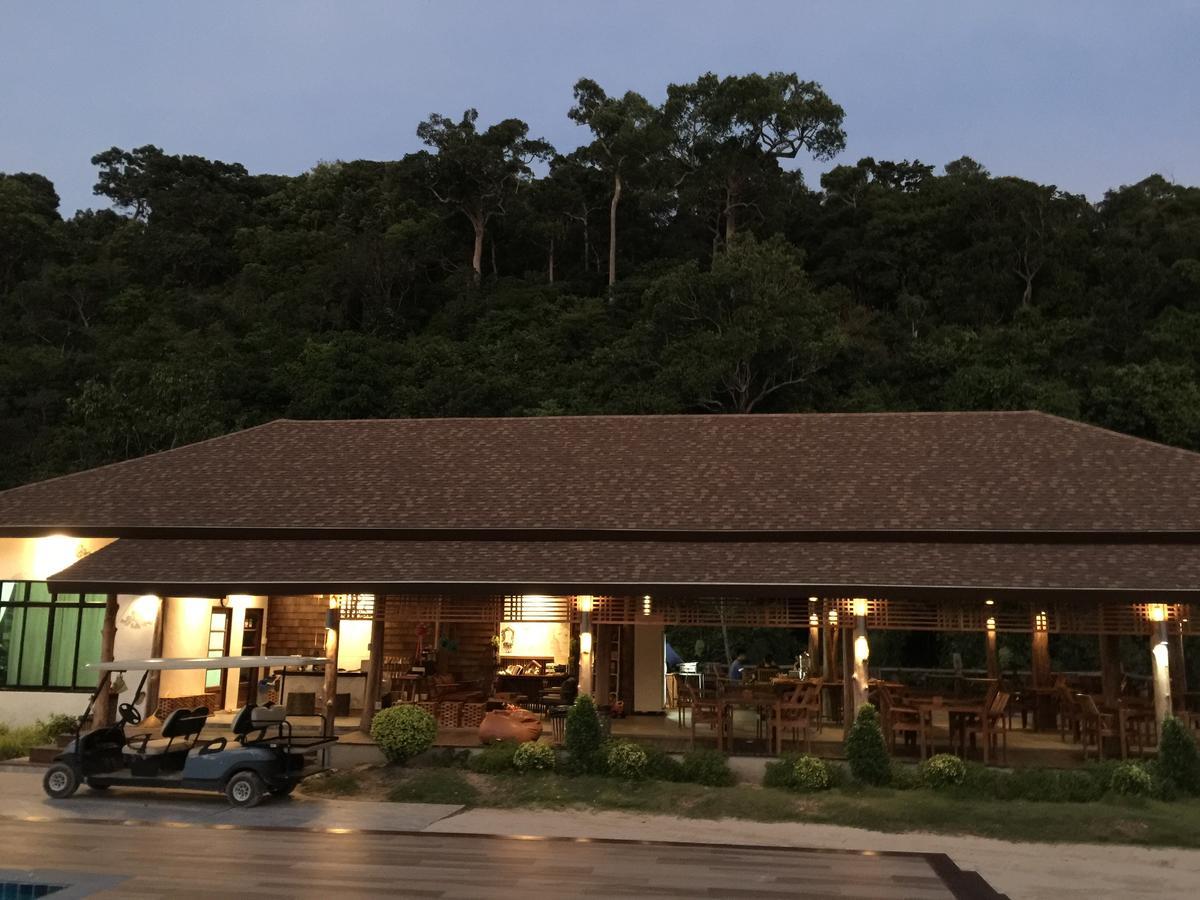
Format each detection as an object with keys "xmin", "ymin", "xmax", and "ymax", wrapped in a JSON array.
[
  {"xmin": 716, "ymin": 690, "xmax": 777, "ymax": 752},
  {"xmin": 908, "ymin": 695, "xmax": 988, "ymax": 756}
]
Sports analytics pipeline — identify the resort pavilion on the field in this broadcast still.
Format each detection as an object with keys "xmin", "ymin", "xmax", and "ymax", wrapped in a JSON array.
[{"xmin": 0, "ymin": 411, "xmax": 1197, "ymax": 766}]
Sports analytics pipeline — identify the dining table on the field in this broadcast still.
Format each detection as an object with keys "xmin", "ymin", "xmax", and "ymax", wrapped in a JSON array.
[{"xmin": 907, "ymin": 695, "xmax": 989, "ymax": 756}]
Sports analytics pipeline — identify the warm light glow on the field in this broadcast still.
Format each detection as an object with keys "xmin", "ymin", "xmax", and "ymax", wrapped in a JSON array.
[
  {"xmin": 852, "ymin": 597, "xmax": 868, "ymax": 618},
  {"xmin": 1035, "ymin": 611, "xmax": 1048, "ymax": 632},
  {"xmin": 579, "ymin": 631, "xmax": 593, "ymax": 654},
  {"xmin": 828, "ymin": 609, "xmax": 839, "ymax": 625},
  {"xmin": 809, "ymin": 613, "xmax": 819, "ymax": 627},
  {"xmin": 128, "ymin": 594, "xmax": 160, "ymax": 626},
  {"xmin": 986, "ymin": 616, "xmax": 996, "ymax": 632},
  {"xmin": 32, "ymin": 535, "xmax": 87, "ymax": 580},
  {"xmin": 854, "ymin": 635, "xmax": 870, "ymax": 661},
  {"xmin": 642, "ymin": 595, "xmax": 652, "ymax": 616},
  {"xmin": 1152, "ymin": 641, "xmax": 1169, "ymax": 668},
  {"xmin": 1148, "ymin": 603, "xmax": 1167, "ymax": 623},
  {"xmin": 985, "ymin": 598, "xmax": 995, "ymax": 606},
  {"xmin": 808, "ymin": 596, "xmax": 818, "ymax": 603},
  {"xmin": 576, "ymin": 594, "xmax": 593, "ymax": 613},
  {"xmin": 227, "ymin": 594, "xmax": 253, "ymax": 608}
]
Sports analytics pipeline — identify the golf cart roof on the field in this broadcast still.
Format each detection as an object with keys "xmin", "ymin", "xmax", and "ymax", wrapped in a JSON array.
[{"xmin": 91, "ymin": 655, "xmax": 329, "ymax": 672}]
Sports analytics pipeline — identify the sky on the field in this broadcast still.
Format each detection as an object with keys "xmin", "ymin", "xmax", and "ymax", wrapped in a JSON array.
[{"xmin": 1, "ymin": 1, "xmax": 1197, "ymax": 215}]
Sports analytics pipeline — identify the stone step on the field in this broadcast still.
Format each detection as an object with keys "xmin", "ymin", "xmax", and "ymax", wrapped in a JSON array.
[{"xmin": 28, "ymin": 745, "xmax": 59, "ymax": 765}]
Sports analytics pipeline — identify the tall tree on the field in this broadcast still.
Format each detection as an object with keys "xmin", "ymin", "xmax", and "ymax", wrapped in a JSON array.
[
  {"xmin": 568, "ymin": 79, "xmax": 664, "ymax": 286},
  {"xmin": 665, "ymin": 72, "xmax": 846, "ymax": 245},
  {"xmin": 417, "ymin": 110, "xmax": 552, "ymax": 284}
]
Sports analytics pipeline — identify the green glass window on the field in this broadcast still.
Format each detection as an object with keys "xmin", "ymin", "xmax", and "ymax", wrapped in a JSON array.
[{"xmin": 0, "ymin": 581, "xmax": 109, "ymax": 690}]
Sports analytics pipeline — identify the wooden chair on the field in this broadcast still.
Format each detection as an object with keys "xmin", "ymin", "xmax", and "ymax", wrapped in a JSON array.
[
  {"xmin": 960, "ymin": 690, "xmax": 1010, "ymax": 765},
  {"xmin": 1077, "ymin": 694, "xmax": 1119, "ymax": 760},
  {"xmin": 1056, "ymin": 684, "xmax": 1082, "ymax": 743},
  {"xmin": 878, "ymin": 682, "xmax": 931, "ymax": 760},
  {"xmin": 770, "ymin": 679, "xmax": 821, "ymax": 754},
  {"xmin": 685, "ymin": 682, "xmax": 725, "ymax": 749}
]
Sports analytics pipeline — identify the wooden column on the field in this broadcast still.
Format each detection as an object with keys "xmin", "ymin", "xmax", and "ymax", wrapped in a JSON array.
[
  {"xmin": 808, "ymin": 620, "xmax": 821, "ymax": 676},
  {"xmin": 1151, "ymin": 620, "xmax": 1172, "ymax": 726},
  {"xmin": 322, "ymin": 602, "xmax": 340, "ymax": 737},
  {"xmin": 850, "ymin": 608, "xmax": 869, "ymax": 718},
  {"xmin": 985, "ymin": 626, "xmax": 999, "ymax": 680},
  {"xmin": 1030, "ymin": 611, "xmax": 1054, "ymax": 729},
  {"xmin": 579, "ymin": 616, "xmax": 597, "ymax": 699},
  {"xmin": 1169, "ymin": 628, "xmax": 1187, "ymax": 711},
  {"xmin": 358, "ymin": 595, "xmax": 387, "ymax": 733},
  {"xmin": 823, "ymin": 619, "xmax": 839, "ymax": 680},
  {"xmin": 91, "ymin": 594, "xmax": 120, "ymax": 727},
  {"xmin": 841, "ymin": 627, "xmax": 856, "ymax": 726},
  {"xmin": 144, "ymin": 596, "xmax": 166, "ymax": 718},
  {"xmin": 1099, "ymin": 633, "xmax": 1122, "ymax": 707}
]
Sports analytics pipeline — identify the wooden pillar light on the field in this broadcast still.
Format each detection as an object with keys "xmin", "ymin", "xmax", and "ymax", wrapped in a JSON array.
[
  {"xmin": 985, "ymin": 614, "xmax": 999, "ymax": 680},
  {"xmin": 1148, "ymin": 603, "xmax": 1172, "ymax": 725},
  {"xmin": 850, "ymin": 598, "xmax": 869, "ymax": 717},
  {"xmin": 577, "ymin": 595, "xmax": 594, "ymax": 698}
]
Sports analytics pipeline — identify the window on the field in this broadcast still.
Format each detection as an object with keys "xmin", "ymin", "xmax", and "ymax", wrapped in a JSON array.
[
  {"xmin": 206, "ymin": 610, "xmax": 229, "ymax": 689},
  {"xmin": 0, "ymin": 581, "xmax": 109, "ymax": 691}
]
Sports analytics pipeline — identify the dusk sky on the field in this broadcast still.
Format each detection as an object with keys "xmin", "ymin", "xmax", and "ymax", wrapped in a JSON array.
[{"xmin": 2, "ymin": 1, "xmax": 1196, "ymax": 215}]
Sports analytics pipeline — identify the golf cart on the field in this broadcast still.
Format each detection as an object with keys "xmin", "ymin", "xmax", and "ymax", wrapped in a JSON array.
[{"xmin": 42, "ymin": 655, "xmax": 338, "ymax": 808}]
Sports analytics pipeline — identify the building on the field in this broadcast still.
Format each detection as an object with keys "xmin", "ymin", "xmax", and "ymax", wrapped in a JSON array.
[{"xmin": 0, "ymin": 412, "xmax": 1195, "ymax": 756}]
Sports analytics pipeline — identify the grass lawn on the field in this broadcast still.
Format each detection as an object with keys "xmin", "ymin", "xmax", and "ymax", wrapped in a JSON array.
[{"xmin": 304, "ymin": 766, "xmax": 1200, "ymax": 849}]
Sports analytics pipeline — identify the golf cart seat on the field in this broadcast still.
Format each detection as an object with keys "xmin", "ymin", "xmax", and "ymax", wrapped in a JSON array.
[
  {"xmin": 125, "ymin": 706, "xmax": 209, "ymax": 757},
  {"xmin": 232, "ymin": 703, "xmax": 288, "ymax": 744}
]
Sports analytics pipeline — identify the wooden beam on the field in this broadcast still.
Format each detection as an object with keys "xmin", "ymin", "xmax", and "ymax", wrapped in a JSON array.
[
  {"xmin": 841, "ymin": 627, "xmax": 855, "ymax": 726},
  {"xmin": 985, "ymin": 628, "xmax": 999, "ymax": 680},
  {"xmin": 1169, "ymin": 628, "xmax": 1187, "ymax": 708},
  {"xmin": 144, "ymin": 596, "xmax": 166, "ymax": 717},
  {"xmin": 358, "ymin": 595, "xmax": 387, "ymax": 733},
  {"xmin": 1099, "ymin": 633, "xmax": 1122, "ymax": 707},
  {"xmin": 322, "ymin": 603, "xmax": 340, "ymax": 737},
  {"xmin": 808, "ymin": 624, "xmax": 821, "ymax": 676}
]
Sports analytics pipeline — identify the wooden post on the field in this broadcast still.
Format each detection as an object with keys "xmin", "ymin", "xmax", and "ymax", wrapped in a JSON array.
[
  {"xmin": 578, "ymin": 613, "xmax": 594, "ymax": 698},
  {"xmin": 358, "ymin": 595, "xmax": 387, "ymax": 733},
  {"xmin": 808, "ymin": 621, "xmax": 821, "ymax": 676},
  {"xmin": 1151, "ymin": 618, "xmax": 1172, "ymax": 726},
  {"xmin": 1099, "ymin": 633, "xmax": 1122, "ymax": 707},
  {"xmin": 92, "ymin": 594, "xmax": 120, "ymax": 727},
  {"xmin": 322, "ymin": 601, "xmax": 340, "ymax": 737},
  {"xmin": 985, "ymin": 626, "xmax": 999, "ymax": 680},
  {"xmin": 144, "ymin": 596, "xmax": 166, "ymax": 718},
  {"xmin": 1030, "ymin": 610, "xmax": 1054, "ymax": 729},
  {"xmin": 1169, "ymin": 627, "xmax": 1187, "ymax": 711},
  {"xmin": 850, "ymin": 606, "xmax": 869, "ymax": 717},
  {"xmin": 823, "ymin": 619, "xmax": 838, "ymax": 680},
  {"xmin": 841, "ymin": 627, "xmax": 856, "ymax": 726}
]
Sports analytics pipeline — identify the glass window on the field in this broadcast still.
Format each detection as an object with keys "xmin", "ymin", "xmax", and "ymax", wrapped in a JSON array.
[
  {"xmin": 206, "ymin": 611, "xmax": 228, "ymax": 689},
  {"xmin": 0, "ymin": 581, "xmax": 108, "ymax": 690}
]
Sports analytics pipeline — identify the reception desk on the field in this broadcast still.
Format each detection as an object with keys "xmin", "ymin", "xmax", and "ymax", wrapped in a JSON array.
[{"xmin": 279, "ymin": 669, "xmax": 367, "ymax": 713}]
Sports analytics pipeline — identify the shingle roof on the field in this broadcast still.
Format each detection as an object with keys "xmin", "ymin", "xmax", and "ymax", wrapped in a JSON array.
[
  {"xmin": 4, "ymin": 411, "xmax": 1200, "ymax": 537},
  {"xmin": 46, "ymin": 536, "xmax": 1200, "ymax": 597}
]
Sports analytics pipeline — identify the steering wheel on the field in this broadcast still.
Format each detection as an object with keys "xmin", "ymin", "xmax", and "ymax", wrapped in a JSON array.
[{"xmin": 117, "ymin": 702, "xmax": 142, "ymax": 726}]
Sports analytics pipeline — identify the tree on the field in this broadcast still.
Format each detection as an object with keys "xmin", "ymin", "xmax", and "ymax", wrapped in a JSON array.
[
  {"xmin": 665, "ymin": 72, "xmax": 846, "ymax": 245},
  {"xmin": 417, "ymin": 110, "xmax": 552, "ymax": 284},
  {"xmin": 569, "ymin": 78, "xmax": 665, "ymax": 286},
  {"xmin": 643, "ymin": 235, "xmax": 849, "ymax": 412}
]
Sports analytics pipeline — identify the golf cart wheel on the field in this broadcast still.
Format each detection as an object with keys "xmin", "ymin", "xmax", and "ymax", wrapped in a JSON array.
[
  {"xmin": 43, "ymin": 763, "xmax": 80, "ymax": 799},
  {"xmin": 269, "ymin": 782, "xmax": 297, "ymax": 797},
  {"xmin": 225, "ymin": 771, "xmax": 265, "ymax": 808}
]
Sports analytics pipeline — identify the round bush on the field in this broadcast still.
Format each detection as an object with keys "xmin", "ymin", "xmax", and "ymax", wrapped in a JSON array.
[
  {"xmin": 845, "ymin": 703, "xmax": 891, "ymax": 786},
  {"xmin": 923, "ymin": 753, "xmax": 967, "ymax": 790},
  {"xmin": 565, "ymin": 695, "xmax": 603, "ymax": 771},
  {"xmin": 606, "ymin": 742, "xmax": 649, "ymax": 780},
  {"xmin": 680, "ymin": 748, "xmax": 736, "ymax": 786},
  {"xmin": 371, "ymin": 705, "xmax": 438, "ymax": 764},
  {"xmin": 513, "ymin": 741, "xmax": 557, "ymax": 772},
  {"xmin": 1110, "ymin": 762, "xmax": 1153, "ymax": 797},
  {"xmin": 792, "ymin": 755, "xmax": 832, "ymax": 792}
]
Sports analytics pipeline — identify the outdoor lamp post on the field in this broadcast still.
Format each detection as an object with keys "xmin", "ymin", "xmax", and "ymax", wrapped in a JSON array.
[
  {"xmin": 850, "ymin": 598, "xmax": 869, "ymax": 716},
  {"xmin": 577, "ymin": 595, "xmax": 594, "ymax": 697},
  {"xmin": 1148, "ymin": 603, "xmax": 1172, "ymax": 725}
]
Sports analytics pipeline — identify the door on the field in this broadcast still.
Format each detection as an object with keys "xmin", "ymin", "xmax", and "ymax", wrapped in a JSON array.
[{"xmin": 237, "ymin": 609, "xmax": 264, "ymax": 706}]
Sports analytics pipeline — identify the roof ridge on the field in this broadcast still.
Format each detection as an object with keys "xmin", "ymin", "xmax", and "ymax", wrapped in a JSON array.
[
  {"xmin": 1024, "ymin": 410, "xmax": 1200, "ymax": 460},
  {"xmin": 273, "ymin": 410, "xmax": 1039, "ymax": 425}
]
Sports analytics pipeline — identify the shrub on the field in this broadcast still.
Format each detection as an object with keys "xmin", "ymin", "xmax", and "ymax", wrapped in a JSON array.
[
  {"xmin": 922, "ymin": 754, "xmax": 967, "ymax": 790},
  {"xmin": 425, "ymin": 747, "xmax": 471, "ymax": 769},
  {"xmin": 1158, "ymin": 716, "xmax": 1200, "ymax": 796},
  {"xmin": 890, "ymin": 762, "xmax": 924, "ymax": 791},
  {"xmin": 792, "ymin": 755, "xmax": 832, "ymax": 792},
  {"xmin": 1110, "ymin": 762, "xmax": 1153, "ymax": 797},
  {"xmin": 513, "ymin": 741, "xmax": 557, "ymax": 773},
  {"xmin": 564, "ymin": 695, "xmax": 603, "ymax": 771},
  {"xmin": 680, "ymin": 748, "xmax": 736, "ymax": 787},
  {"xmin": 763, "ymin": 753, "xmax": 800, "ymax": 790},
  {"xmin": 605, "ymin": 741, "xmax": 649, "ymax": 780},
  {"xmin": 38, "ymin": 714, "xmax": 78, "ymax": 738},
  {"xmin": 371, "ymin": 705, "xmax": 438, "ymax": 764},
  {"xmin": 643, "ymin": 745, "xmax": 685, "ymax": 782},
  {"xmin": 468, "ymin": 740, "xmax": 520, "ymax": 774},
  {"xmin": 845, "ymin": 704, "xmax": 891, "ymax": 786}
]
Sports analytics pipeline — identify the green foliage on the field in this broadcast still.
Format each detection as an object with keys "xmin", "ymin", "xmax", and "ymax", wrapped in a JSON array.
[
  {"xmin": 564, "ymin": 695, "xmax": 604, "ymax": 772},
  {"xmin": 922, "ymin": 754, "xmax": 968, "ymax": 790},
  {"xmin": 369, "ymin": 705, "xmax": 438, "ymax": 765},
  {"xmin": 38, "ymin": 714, "xmax": 78, "ymax": 738},
  {"xmin": 643, "ymin": 745, "xmax": 685, "ymax": 782},
  {"xmin": 467, "ymin": 740, "xmax": 520, "ymax": 774},
  {"xmin": 890, "ymin": 762, "xmax": 924, "ymax": 791},
  {"xmin": 0, "ymin": 717, "xmax": 76, "ymax": 761},
  {"xmin": 1158, "ymin": 717, "xmax": 1200, "ymax": 796},
  {"xmin": 680, "ymin": 748, "xmax": 736, "ymax": 787},
  {"xmin": 792, "ymin": 755, "xmax": 833, "ymax": 792},
  {"xmin": 307, "ymin": 771, "xmax": 362, "ymax": 796},
  {"xmin": 387, "ymin": 769, "xmax": 479, "ymax": 805},
  {"xmin": 513, "ymin": 741, "xmax": 557, "ymax": 773},
  {"xmin": 763, "ymin": 754, "xmax": 799, "ymax": 790},
  {"xmin": 1111, "ymin": 763, "xmax": 1153, "ymax": 797},
  {"xmin": 605, "ymin": 741, "xmax": 649, "ymax": 780},
  {"xmin": 845, "ymin": 704, "xmax": 891, "ymax": 786}
]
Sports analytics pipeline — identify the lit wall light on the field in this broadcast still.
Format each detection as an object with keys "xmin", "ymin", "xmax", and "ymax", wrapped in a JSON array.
[
  {"xmin": 579, "ymin": 631, "xmax": 593, "ymax": 654},
  {"xmin": 809, "ymin": 613, "xmax": 819, "ymax": 627},
  {"xmin": 642, "ymin": 595, "xmax": 652, "ymax": 616},
  {"xmin": 986, "ymin": 616, "xmax": 996, "ymax": 632},
  {"xmin": 1035, "ymin": 611, "xmax": 1048, "ymax": 632},
  {"xmin": 985, "ymin": 598, "xmax": 995, "ymax": 606},
  {"xmin": 1152, "ymin": 641, "xmax": 1169, "ymax": 667},
  {"xmin": 576, "ymin": 595, "xmax": 594, "ymax": 613},
  {"xmin": 32, "ymin": 535, "xmax": 88, "ymax": 581},
  {"xmin": 854, "ymin": 635, "xmax": 870, "ymax": 661},
  {"xmin": 1148, "ymin": 603, "xmax": 1167, "ymax": 623},
  {"xmin": 852, "ymin": 597, "xmax": 868, "ymax": 618},
  {"xmin": 808, "ymin": 596, "xmax": 818, "ymax": 603},
  {"xmin": 828, "ymin": 609, "xmax": 839, "ymax": 626}
]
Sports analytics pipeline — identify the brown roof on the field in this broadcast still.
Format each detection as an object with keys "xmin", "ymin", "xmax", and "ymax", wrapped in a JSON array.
[
  {"xmin": 5, "ymin": 411, "xmax": 1200, "ymax": 537},
  {"xmin": 46, "ymin": 537, "xmax": 1200, "ymax": 598}
]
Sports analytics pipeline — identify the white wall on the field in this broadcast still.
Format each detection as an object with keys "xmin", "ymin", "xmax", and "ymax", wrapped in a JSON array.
[
  {"xmin": 221, "ymin": 595, "xmax": 269, "ymax": 711},
  {"xmin": 0, "ymin": 535, "xmax": 115, "ymax": 582},
  {"xmin": 498, "ymin": 621, "xmax": 570, "ymax": 664},
  {"xmin": 160, "ymin": 597, "xmax": 215, "ymax": 698},
  {"xmin": 633, "ymin": 624, "xmax": 665, "ymax": 713}
]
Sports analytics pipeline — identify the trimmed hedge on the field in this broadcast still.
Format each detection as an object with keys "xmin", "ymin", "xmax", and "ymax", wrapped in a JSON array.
[
  {"xmin": 923, "ymin": 754, "xmax": 967, "ymax": 790},
  {"xmin": 606, "ymin": 741, "xmax": 649, "ymax": 780},
  {"xmin": 370, "ymin": 705, "xmax": 437, "ymax": 764},
  {"xmin": 513, "ymin": 741, "xmax": 557, "ymax": 772},
  {"xmin": 1158, "ymin": 716, "xmax": 1200, "ymax": 796},
  {"xmin": 680, "ymin": 748, "xmax": 736, "ymax": 786},
  {"xmin": 845, "ymin": 703, "xmax": 891, "ymax": 786},
  {"xmin": 564, "ymin": 695, "xmax": 603, "ymax": 772}
]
